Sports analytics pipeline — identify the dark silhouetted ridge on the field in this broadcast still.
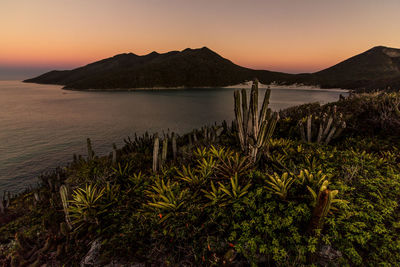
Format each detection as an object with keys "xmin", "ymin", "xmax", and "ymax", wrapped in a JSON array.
[
  {"xmin": 24, "ymin": 46, "xmax": 400, "ymax": 90},
  {"xmin": 313, "ymin": 46, "xmax": 400, "ymax": 89}
]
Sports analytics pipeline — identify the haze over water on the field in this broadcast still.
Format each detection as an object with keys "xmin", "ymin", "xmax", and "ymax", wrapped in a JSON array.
[{"xmin": 0, "ymin": 81, "xmax": 347, "ymax": 192}]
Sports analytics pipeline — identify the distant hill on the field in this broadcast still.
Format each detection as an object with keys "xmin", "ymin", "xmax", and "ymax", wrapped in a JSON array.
[
  {"xmin": 24, "ymin": 46, "xmax": 400, "ymax": 90},
  {"xmin": 24, "ymin": 47, "xmax": 294, "ymax": 89},
  {"xmin": 313, "ymin": 46, "xmax": 400, "ymax": 89}
]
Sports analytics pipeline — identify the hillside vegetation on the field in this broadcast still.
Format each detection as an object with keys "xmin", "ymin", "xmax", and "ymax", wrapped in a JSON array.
[{"xmin": 1, "ymin": 83, "xmax": 400, "ymax": 266}]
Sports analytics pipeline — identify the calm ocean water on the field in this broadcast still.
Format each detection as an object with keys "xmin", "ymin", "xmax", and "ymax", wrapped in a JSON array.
[{"xmin": 0, "ymin": 81, "xmax": 347, "ymax": 192}]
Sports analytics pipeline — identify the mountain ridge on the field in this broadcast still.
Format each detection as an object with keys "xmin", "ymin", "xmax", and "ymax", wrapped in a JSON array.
[{"xmin": 24, "ymin": 46, "xmax": 400, "ymax": 91}]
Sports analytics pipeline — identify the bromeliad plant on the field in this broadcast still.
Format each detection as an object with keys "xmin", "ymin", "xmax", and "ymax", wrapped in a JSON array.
[
  {"xmin": 67, "ymin": 184, "xmax": 112, "ymax": 232},
  {"xmin": 215, "ymin": 152, "xmax": 253, "ymax": 180},
  {"xmin": 201, "ymin": 181, "xmax": 228, "ymax": 207},
  {"xmin": 297, "ymin": 169, "xmax": 327, "ymax": 185},
  {"xmin": 144, "ymin": 178, "xmax": 190, "ymax": 224},
  {"xmin": 112, "ymin": 162, "xmax": 134, "ymax": 185},
  {"xmin": 263, "ymin": 172, "xmax": 295, "ymax": 200},
  {"xmin": 177, "ymin": 157, "xmax": 216, "ymax": 188},
  {"xmin": 177, "ymin": 165, "xmax": 207, "ymax": 187},
  {"xmin": 209, "ymin": 145, "xmax": 234, "ymax": 160},
  {"xmin": 218, "ymin": 174, "xmax": 252, "ymax": 201}
]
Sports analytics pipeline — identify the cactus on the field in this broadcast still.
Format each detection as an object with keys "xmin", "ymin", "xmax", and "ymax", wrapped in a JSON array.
[
  {"xmin": 307, "ymin": 180, "xmax": 347, "ymax": 234},
  {"xmin": 210, "ymin": 127, "xmax": 216, "ymax": 142},
  {"xmin": 161, "ymin": 137, "xmax": 168, "ymax": 164},
  {"xmin": 222, "ymin": 120, "xmax": 229, "ymax": 133},
  {"xmin": 203, "ymin": 127, "xmax": 208, "ymax": 141},
  {"xmin": 299, "ymin": 105, "xmax": 346, "ymax": 144},
  {"xmin": 234, "ymin": 90, "xmax": 246, "ymax": 151},
  {"xmin": 307, "ymin": 115, "xmax": 312, "ymax": 143},
  {"xmin": 152, "ymin": 133, "xmax": 176, "ymax": 168},
  {"xmin": 172, "ymin": 132, "xmax": 177, "ymax": 160},
  {"xmin": 0, "ymin": 191, "xmax": 10, "ymax": 214},
  {"xmin": 215, "ymin": 126, "xmax": 223, "ymax": 137},
  {"xmin": 33, "ymin": 191, "xmax": 40, "ymax": 207},
  {"xmin": 234, "ymin": 79, "xmax": 279, "ymax": 162},
  {"xmin": 112, "ymin": 143, "xmax": 117, "ymax": 164},
  {"xmin": 153, "ymin": 133, "xmax": 160, "ymax": 172},
  {"xmin": 87, "ymin": 138, "xmax": 94, "ymax": 161},
  {"xmin": 60, "ymin": 185, "xmax": 72, "ymax": 229},
  {"xmin": 55, "ymin": 173, "xmax": 61, "ymax": 191},
  {"xmin": 33, "ymin": 192, "xmax": 40, "ymax": 202},
  {"xmin": 193, "ymin": 130, "xmax": 198, "ymax": 143},
  {"xmin": 188, "ymin": 133, "xmax": 193, "ymax": 152}
]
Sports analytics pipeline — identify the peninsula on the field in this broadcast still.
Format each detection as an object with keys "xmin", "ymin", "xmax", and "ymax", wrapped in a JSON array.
[{"xmin": 24, "ymin": 46, "xmax": 400, "ymax": 91}]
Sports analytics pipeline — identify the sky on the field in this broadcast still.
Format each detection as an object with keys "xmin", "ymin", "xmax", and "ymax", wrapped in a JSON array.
[{"xmin": 1, "ymin": 0, "xmax": 400, "ymax": 79}]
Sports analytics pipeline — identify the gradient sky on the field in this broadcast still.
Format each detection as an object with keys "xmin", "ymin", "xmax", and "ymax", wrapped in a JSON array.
[{"xmin": 1, "ymin": 0, "xmax": 400, "ymax": 79}]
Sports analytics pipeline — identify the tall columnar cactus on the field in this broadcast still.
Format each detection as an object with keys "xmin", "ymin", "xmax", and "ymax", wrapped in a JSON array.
[
  {"xmin": 33, "ymin": 191, "xmax": 40, "ymax": 202},
  {"xmin": 298, "ymin": 105, "xmax": 346, "ymax": 144},
  {"xmin": 60, "ymin": 185, "xmax": 72, "ymax": 229},
  {"xmin": 153, "ymin": 133, "xmax": 174, "ymax": 172},
  {"xmin": 161, "ymin": 137, "xmax": 168, "ymax": 164},
  {"xmin": 0, "ymin": 191, "xmax": 10, "ymax": 214},
  {"xmin": 234, "ymin": 90, "xmax": 246, "ymax": 151},
  {"xmin": 234, "ymin": 79, "xmax": 279, "ymax": 162},
  {"xmin": 87, "ymin": 138, "xmax": 94, "ymax": 161},
  {"xmin": 172, "ymin": 132, "xmax": 177, "ymax": 160},
  {"xmin": 112, "ymin": 143, "xmax": 117, "ymax": 164},
  {"xmin": 153, "ymin": 133, "xmax": 160, "ymax": 172},
  {"xmin": 193, "ymin": 130, "xmax": 198, "ymax": 143}
]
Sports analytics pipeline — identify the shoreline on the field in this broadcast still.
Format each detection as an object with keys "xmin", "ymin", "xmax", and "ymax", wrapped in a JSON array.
[
  {"xmin": 62, "ymin": 83, "xmax": 349, "ymax": 93},
  {"xmin": 22, "ymin": 80, "xmax": 350, "ymax": 92}
]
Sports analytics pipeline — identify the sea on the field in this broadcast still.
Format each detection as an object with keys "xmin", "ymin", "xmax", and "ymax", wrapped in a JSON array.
[{"xmin": 0, "ymin": 81, "xmax": 347, "ymax": 193}]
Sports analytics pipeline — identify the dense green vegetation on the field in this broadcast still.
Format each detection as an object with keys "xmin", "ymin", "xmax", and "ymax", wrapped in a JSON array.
[
  {"xmin": 1, "ymin": 85, "xmax": 400, "ymax": 266},
  {"xmin": 25, "ymin": 46, "xmax": 400, "ymax": 91}
]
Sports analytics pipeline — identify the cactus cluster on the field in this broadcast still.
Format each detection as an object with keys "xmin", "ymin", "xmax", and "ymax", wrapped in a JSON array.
[
  {"xmin": 298, "ymin": 105, "xmax": 346, "ymax": 145},
  {"xmin": 188, "ymin": 125, "xmax": 223, "ymax": 149},
  {"xmin": 123, "ymin": 132, "xmax": 154, "ymax": 154},
  {"xmin": 378, "ymin": 92, "xmax": 400, "ymax": 118},
  {"xmin": 38, "ymin": 167, "xmax": 65, "ymax": 192},
  {"xmin": 152, "ymin": 132, "xmax": 178, "ymax": 172},
  {"xmin": 234, "ymin": 79, "xmax": 279, "ymax": 162}
]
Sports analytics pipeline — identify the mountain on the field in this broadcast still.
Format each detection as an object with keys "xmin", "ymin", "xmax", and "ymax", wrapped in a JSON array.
[
  {"xmin": 313, "ymin": 46, "xmax": 400, "ymax": 89},
  {"xmin": 24, "ymin": 47, "xmax": 293, "ymax": 90},
  {"xmin": 24, "ymin": 46, "xmax": 400, "ymax": 90}
]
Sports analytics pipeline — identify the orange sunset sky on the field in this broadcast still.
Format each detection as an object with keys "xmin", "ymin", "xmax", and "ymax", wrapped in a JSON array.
[{"xmin": 1, "ymin": 0, "xmax": 400, "ymax": 78}]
